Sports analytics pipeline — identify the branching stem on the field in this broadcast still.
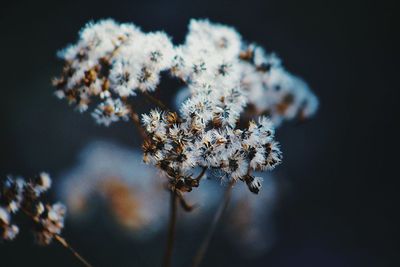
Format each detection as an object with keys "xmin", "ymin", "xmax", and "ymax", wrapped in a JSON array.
[
  {"xmin": 130, "ymin": 109, "xmax": 147, "ymax": 139},
  {"xmin": 191, "ymin": 180, "xmax": 235, "ymax": 267},
  {"xmin": 141, "ymin": 91, "xmax": 169, "ymax": 110},
  {"xmin": 194, "ymin": 167, "xmax": 207, "ymax": 182}
]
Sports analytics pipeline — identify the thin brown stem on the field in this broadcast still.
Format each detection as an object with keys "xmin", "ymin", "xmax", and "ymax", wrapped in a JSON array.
[
  {"xmin": 120, "ymin": 98, "xmax": 147, "ymax": 140},
  {"xmin": 20, "ymin": 208, "xmax": 92, "ymax": 267},
  {"xmin": 191, "ymin": 180, "xmax": 235, "ymax": 267},
  {"xmin": 130, "ymin": 109, "xmax": 147, "ymax": 139},
  {"xmin": 141, "ymin": 91, "xmax": 169, "ymax": 110},
  {"xmin": 176, "ymin": 191, "xmax": 197, "ymax": 212},
  {"xmin": 55, "ymin": 235, "xmax": 93, "ymax": 267},
  {"xmin": 194, "ymin": 167, "xmax": 207, "ymax": 182},
  {"xmin": 163, "ymin": 190, "xmax": 178, "ymax": 267}
]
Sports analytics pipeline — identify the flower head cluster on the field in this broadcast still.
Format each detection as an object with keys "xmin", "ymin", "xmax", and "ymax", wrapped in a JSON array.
[
  {"xmin": 143, "ymin": 20, "xmax": 283, "ymax": 194},
  {"xmin": 0, "ymin": 173, "xmax": 66, "ymax": 245},
  {"xmin": 55, "ymin": 18, "xmax": 318, "ymax": 195},
  {"xmin": 172, "ymin": 20, "xmax": 318, "ymax": 127},
  {"xmin": 143, "ymin": 110, "xmax": 281, "ymax": 194},
  {"xmin": 54, "ymin": 19, "xmax": 174, "ymax": 125},
  {"xmin": 239, "ymin": 43, "xmax": 319, "ymax": 126}
]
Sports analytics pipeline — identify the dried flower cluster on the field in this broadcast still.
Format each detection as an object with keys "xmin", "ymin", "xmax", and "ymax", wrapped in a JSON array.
[
  {"xmin": 141, "ymin": 20, "xmax": 284, "ymax": 195},
  {"xmin": 174, "ymin": 25, "xmax": 318, "ymax": 127},
  {"xmin": 53, "ymin": 19, "xmax": 174, "ymax": 125},
  {"xmin": 238, "ymin": 44, "xmax": 318, "ymax": 126},
  {"xmin": 142, "ymin": 111, "xmax": 280, "ymax": 194},
  {"xmin": 0, "ymin": 18, "xmax": 320, "ymax": 267},
  {"xmin": 54, "ymin": 19, "xmax": 318, "ymax": 196},
  {"xmin": 0, "ymin": 173, "xmax": 66, "ymax": 245}
]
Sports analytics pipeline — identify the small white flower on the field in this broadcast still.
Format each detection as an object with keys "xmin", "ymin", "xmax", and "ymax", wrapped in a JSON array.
[
  {"xmin": 34, "ymin": 172, "xmax": 52, "ymax": 193},
  {"xmin": 185, "ymin": 19, "xmax": 242, "ymax": 60},
  {"xmin": 109, "ymin": 60, "xmax": 139, "ymax": 97},
  {"xmin": 48, "ymin": 203, "xmax": 66, "ymax": 222},
  {"xmin": 0, "ymin": 207, "xmax": 10, "ymax": 225},
  {"xmin": 54, "ymin": 90, "xmax": 65, "ymax": 99},
  {"xmin": 3, "ymin": 225, "xmax": 19, "ymax": 240},
  {"xmin": 92, "ymin": 98, "xmax": 130, "ymax": 126}
]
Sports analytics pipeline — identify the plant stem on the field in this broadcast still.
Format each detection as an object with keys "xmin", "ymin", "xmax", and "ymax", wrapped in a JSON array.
[
  {"xmin": 191, "ymin": 180, "xmax": 235, "ymax": 267},
  {"xmin": 163, "ymin": 190, "xmax": 178, "ymax": 267},
  {"xmin": 194, "ymin": 167, "xmax": 207, "ymax": 182},
  {"xmin": 130, "ymin": 109, "xmax": 147, "ymax": 139},
  {"xmin": 54, "ymin": 235, "xmax": 93, "ymax": 267},
  {"xmin": 21, "ymin": 207, "xmax": 92, "ymax": 267},
  {"xmin": 141, "ymin": 91, "xmax": 169, "ymax": 110}
]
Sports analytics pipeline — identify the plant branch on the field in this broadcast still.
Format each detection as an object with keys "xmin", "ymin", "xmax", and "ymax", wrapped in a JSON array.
[
  {"xmin": 194, "ymin": 167, "xmax": 207, "ymax": 182},
  {"xmin": 176, "ymin": 191, "xmax": 197, "ymax": 212},
  {"xmin": 163, "ymin": 190, "xmax": 178, "ymax": 267},
  {"xmin": 130, "ymin": 109, "xmax": 147, "ymax": 139},
  {"xmin": 20, "ymin": 208, "xmax": 92, "ymax": 267},
  {"xmin": 191, "ymin": 179, "xmax": 235, "ymax": 267},
  {"xmin": 141, "ymin": 91, "xmax": 169, "ymax": 110},
  {"xmin": 54, "ymin": 235, "xmax": 93, "ymax": 267}
]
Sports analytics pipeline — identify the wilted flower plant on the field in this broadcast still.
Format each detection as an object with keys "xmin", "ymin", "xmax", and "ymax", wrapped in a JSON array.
[
  {"xmin": 2, "ymin": 18, "xmax": 318, "ymax": 267},
  {"xmin": 54, "ymin": 18, "xmax": 317, "ymax": 196},
  {"xmin": 53, "ymin": 18, "xmax": 317, "ymax": 267}
]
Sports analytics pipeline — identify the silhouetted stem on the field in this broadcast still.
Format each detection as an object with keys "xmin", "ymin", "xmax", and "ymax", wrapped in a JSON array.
[
  {"xmin": 141, "ymin": 91, "xmax": 169, "ymax": 110},
  {"xmin": 20, "ymin": 208, "xmax": 93, "ymax": 267},
  {"xmin": 194, "ymin": 167, "xmax": 207, "ymax": 182},
  {"xmin": 55, "ymin": 235, "xmax": 93, "ymax": 267},
  {"xmin": 176, "ymin": 191, "xmax": 197, "ymax": 212},
  {"xmin": 191, "ymin": 180, "xmax": 235, "ymax": 267},
  {"xmin": 163, "ymin": 191, "xmax": 178, "ymax": 267},
  {"xmin": 130, "ymin": 110, "xmax": 147, "ymax": 139}
]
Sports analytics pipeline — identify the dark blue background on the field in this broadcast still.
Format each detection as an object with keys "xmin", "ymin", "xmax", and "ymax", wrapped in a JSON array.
[{"xmin": 0, "ymin": 0, "xmax": 397, "ymax": 266}]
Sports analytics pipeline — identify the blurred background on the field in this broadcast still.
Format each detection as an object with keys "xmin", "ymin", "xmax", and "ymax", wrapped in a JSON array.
[{"xmin": 0, "ymin": 0, "xmax": 398, "ymax": 266}]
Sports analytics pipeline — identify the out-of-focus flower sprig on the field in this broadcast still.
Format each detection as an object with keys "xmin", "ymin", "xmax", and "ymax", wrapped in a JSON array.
[
  {"xmin": 0, "ymin": 173, "xmax": 65, "ymax": 244},
  {"xmin": 0, "ymin": 173, "xmax": 92, "ymax": 267}
]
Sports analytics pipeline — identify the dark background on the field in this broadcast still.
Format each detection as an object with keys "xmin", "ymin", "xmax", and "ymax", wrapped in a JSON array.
[{"xmin": 0, "ymin": 0, "xmax": 398, "ymax": 266}]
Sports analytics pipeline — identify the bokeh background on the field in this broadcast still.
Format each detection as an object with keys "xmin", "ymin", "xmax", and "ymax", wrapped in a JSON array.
[{"xmin": 0, "ymin": 0, "xmax": 398, "ymax": 266}]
